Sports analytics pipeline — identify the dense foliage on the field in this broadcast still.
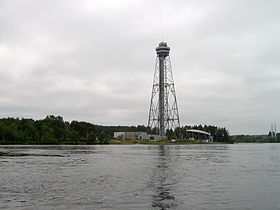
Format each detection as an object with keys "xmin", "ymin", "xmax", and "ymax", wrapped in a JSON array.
[
  {"xmin": 0, "ymin": 115, "xmax": 151, "ymax": 145},
  {"xmin": 0, "ymin": 115, "xmax": 231, "ymax": 144},
  {"xmin": 232, "ymin": 134, "xmax": 280, "ymax": 143}
]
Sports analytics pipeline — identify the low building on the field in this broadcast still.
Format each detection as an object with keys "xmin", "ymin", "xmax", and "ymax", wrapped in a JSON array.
[
  {"xmin": 113, "ymin": 132, "xmax": 166, "ymax": 141},
  {"xmin": 147, "ymin": 134, "xmax": 166, "ymax": 141},
  {"xmin": 113, "ymin": 132, "xmax": 125, "ymax": 139},
  {"xmin": 186, "ymin": 129, "xmax": 213, "ymax": 142},
  {"xmin": 124, "ymin": 132, "xmax": 147, "ymax": 140}
]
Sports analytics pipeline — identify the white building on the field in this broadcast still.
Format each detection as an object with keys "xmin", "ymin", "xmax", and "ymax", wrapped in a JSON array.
[{"xmin": 186, "ymin": 129, "xmax": 213, "ymax": 142}]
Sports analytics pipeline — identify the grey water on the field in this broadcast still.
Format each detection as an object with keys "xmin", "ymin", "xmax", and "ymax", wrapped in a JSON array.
[{"xmin": 1, "ymin": 144, "xmax": 280, "ymax": 210}]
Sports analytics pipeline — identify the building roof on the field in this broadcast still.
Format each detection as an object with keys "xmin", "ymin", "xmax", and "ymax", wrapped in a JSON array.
[{"xmin": 186, "ymin": 129, "xmax": 211, "ymax": 136}]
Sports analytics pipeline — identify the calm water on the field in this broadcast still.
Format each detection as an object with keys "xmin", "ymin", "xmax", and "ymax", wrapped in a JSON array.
[{"xmin": 1, "ymin": 144, "xmax": 280, "ymax": 210}]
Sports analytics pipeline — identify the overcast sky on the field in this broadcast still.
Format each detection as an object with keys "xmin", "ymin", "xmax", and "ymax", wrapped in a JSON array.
[{"xmin": 0, "ymin": 0, "xmax": 279, "ymax": 134}]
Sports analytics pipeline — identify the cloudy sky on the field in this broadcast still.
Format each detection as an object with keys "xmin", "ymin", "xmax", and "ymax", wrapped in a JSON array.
[{"xmin": 0, "ymin": 0, "xmax": 279, "ymax": 134}]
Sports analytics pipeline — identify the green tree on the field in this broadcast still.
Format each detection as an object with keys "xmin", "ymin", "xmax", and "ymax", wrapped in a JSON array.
[
  {"xmin": 87, "ymin": 131, "xmax": 97, "ymax": 144},
  {"xmin": 98, "ymin": 133, "xmax": 110, "ymax": 144},
  {"xmin": 40, "ymin": 124, "xmax": 57, "ymax": 144},
  {"xmin": 166, "ymin": 129, "xmax": 175, "ymax": 139},
  {"xmin": 70, "ymin": 130, "xmax": 80, "ymax": 144}
]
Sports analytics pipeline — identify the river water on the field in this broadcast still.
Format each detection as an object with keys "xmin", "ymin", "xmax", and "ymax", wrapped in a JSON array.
[{"xmin": 1, "ymin": 144, "xmax": 280, "ymax": 210}]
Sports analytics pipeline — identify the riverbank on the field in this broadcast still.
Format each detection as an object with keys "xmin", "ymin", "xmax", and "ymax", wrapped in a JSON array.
[
  {"xmin": 0, "ymin": 139, "xmax": 230, "ymax": 145},
  {"xmin": 109, "ymin": 139, "xmax": 212, "ymax": 145}
]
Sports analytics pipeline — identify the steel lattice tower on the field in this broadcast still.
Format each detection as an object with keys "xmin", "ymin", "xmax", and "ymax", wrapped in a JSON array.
[{"xmin": 148, "ymin": 42, "xmax": 180, "ymax": 136}]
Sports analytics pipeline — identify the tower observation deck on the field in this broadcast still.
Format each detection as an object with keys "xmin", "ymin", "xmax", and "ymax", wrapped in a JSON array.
[{"xmin": 148, "ymin": 42, "xmax": 180, "ymax": 136}]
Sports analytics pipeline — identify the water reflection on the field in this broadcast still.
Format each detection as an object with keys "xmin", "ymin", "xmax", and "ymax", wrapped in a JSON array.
[{"xmin": 151, "ymin": 145, "xmax": 177, "ymax": 209}]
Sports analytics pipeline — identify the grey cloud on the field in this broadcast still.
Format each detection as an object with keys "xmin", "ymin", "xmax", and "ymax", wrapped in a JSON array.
[{"xmin": 0, "ymin": 0, "xmax": 279, "ymax": 134}]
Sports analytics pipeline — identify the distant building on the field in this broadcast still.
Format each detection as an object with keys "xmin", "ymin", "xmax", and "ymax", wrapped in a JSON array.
[
  {"xmin": 113, "ymin": 132, "xmax": 125, "ymax": 139},
  {"xmin": 186, "ymin": 129, "xmax": 213, "ymax": 143},
  {"xmin": 148, "ymin": 134, "xmax": 166, "ymax": 141},
  {"xmin": 114, "ymin": 132, "xmax": 166, "ymax": 141}
]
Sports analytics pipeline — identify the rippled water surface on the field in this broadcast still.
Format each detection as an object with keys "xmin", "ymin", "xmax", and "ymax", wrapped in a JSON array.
[{"xmin": 1, "ymin": 144, "xmax": 280, "ymax": 210}]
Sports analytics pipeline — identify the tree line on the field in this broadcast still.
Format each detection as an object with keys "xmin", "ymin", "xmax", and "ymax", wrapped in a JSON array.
[
  {"xmin": 232, "ymin": 133, "xmax": 280, "ymax": 143},
  {"xmin": 0, "ymin": 115, "xmax": 231, "ymax": 144}
]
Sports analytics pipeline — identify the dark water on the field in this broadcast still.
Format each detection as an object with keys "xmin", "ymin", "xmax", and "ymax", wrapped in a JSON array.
[{"xmin": 1, "ymin": 144, "xmax": 280, "ymax": 210}]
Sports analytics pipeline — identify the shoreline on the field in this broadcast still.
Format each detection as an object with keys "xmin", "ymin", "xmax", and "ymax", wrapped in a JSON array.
[{"xmin": 0, "ymin": 141, "xmax": 233, "ymax": 146}]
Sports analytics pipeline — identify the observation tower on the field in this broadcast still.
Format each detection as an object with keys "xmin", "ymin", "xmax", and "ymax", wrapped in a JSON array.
[{"xmin": 148, "ymin": 42, "xmax": 180, "ymax": 136}]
